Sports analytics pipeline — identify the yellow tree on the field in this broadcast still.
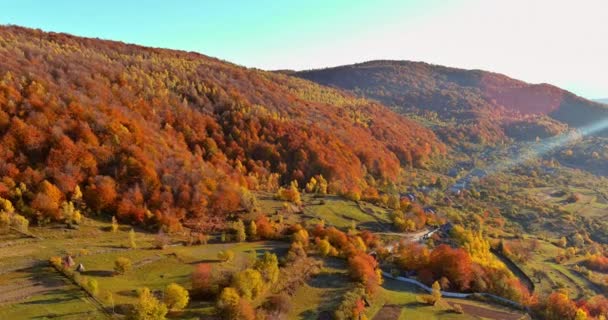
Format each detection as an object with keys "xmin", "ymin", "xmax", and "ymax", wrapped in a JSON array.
[
  {"xmin": 317, "ymin": 238, "xmax": 332, "ymax": 256},
  {"xmin": 232, "ymin": 268, "xmax": 264, "ymax": 299},
  {"xmin": 254, "ymin": 252, "xmax": 279, "ymax": 284},
  {"xmin": 114, "ymin": 257, "xmax": 132, "ymax": 275},
  {"xmin": 129, "ymin": 228, "xmax": 137, "ymax": 249},
  {"xmin": 293, "ymin": 228, "xmax": 309, "ymax": 247},
  {"xmin": 575, "ymin": 308, "xmax": 588, "ymax": 320},
  {"xmin": 111, "ymin": 216, "xmax": 119, "ymax": 232},
  {"xmin": 61, "ymin": 201, "xmax": 81, "ymax": 225},
  {"xmin": 431, "ymin": 281, "xmax": 442, "ymax": 305},
  {"xmin": 164, "ymin": 283, "xmax": 189, "ymax": 311},
  {"xmin": 234, "ymin": 219, "xmax": 246, "ymax": 242},
  {"xmin": 132, "ymin": 287, "xmax": 168, "ymax": 320},
  {"xmin": 217, "ymin": 287, "xmax": 240, "ymax": 320},
  {"xmin": 247, "ymin": 220, "xmax": 257, "ymax": 241},
  {"xmin": 218, "ymin": 250, "xmax": 235, "ymax": 263}
]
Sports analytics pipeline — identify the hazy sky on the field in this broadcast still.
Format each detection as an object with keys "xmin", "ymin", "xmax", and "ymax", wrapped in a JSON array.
[{"xmin": 2, "ymin": 0, "xmax": 607, "ymax": 98}]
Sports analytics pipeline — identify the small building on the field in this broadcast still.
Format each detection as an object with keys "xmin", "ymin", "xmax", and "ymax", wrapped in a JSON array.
[
  {"xmin": 402, "ymin": 193, "xmax": 417, "ymax": 202},
  {"xmin": 440, "ymin": 222, "xmax": 454, "ymax": 234},
  {"xmin": 423, "ymin": 206, "xmax": 436, "ymax": 215},
  {"xmin": 63, "ymin": 255, "xmax": 75, "ymax": 268}
]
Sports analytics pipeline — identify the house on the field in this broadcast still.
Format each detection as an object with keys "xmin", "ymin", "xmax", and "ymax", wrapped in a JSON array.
[
  {"xmin": 447, "ymin": 168, "xmax": 460, "ymax": 177},
  {"xmin": 439, "ymin": 222, "xmax": 454, "ymax": 234},
  {"xmin": 423, "ymin": 206, "xmax": 436, "ymax": 215},
  {"xmin": 63, "ymin": 255, "xmax": 75, "ymax": 268},
  {"xmin": 470, "ymin": 168, "xmax": 488, "ymax": 178},
  {"xmin": 402, "ymin": 193, "xmax": 417, "ymax": 202}
]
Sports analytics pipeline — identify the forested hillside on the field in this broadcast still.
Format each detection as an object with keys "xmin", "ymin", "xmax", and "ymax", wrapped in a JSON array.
[
  {"xmin": 0, "ymin": 26, "xmax": 444, "ymax": 229},
  {"xmin": 296, "ymin": 60, "xmax": 608, "ymax": 144}
]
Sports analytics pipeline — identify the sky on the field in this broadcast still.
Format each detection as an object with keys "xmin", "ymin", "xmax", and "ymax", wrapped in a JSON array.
[{"xmin": 2, "ymin": 0, "xmax": 607, "ymax": 99}]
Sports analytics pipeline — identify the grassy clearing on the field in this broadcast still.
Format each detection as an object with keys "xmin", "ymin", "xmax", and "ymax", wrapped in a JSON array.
[
  {"xmin": 257, "ymin": 191, "xmax": 393, "ymax": 231},
  {"xmin": 366, "ymin": 278, "xmax": 524, "ymax": 320},
  {"xmin": 288, "ymin": 257, "xmax": 353, "ymax": 319},
  {"xmin": 0, "ymin": 266, "xmax": 104, "ymax": 320},
  {"xmin": 0, "ymin": 218, "xmax": 289, "ymax": 319}
]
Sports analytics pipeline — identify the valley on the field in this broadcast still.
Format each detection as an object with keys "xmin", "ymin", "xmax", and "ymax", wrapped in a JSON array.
[{"xmin": 0, "ymin": 25, "xmax": 607, "ymax": 320}]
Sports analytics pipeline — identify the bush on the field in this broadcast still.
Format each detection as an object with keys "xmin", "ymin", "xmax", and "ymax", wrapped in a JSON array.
[
  {"xmin": 49, "ymin": 256, "xmax": 62, "ymax": 269},
  {"xmin": 86, "ymin": 278, "xmax": 99, "ymax": 296},
  {"xmin": 217, "ymin": 250, "xmax": 235, "ymax": 263},
  {"xmin": 114, "ymin": 257, "xmax": 132, "ymax": 275},
  {"xmin": 264, "ymin": 293, "xmax": 292, "ymax": 317},
  {"xmin": 452, "ymin": 303, "xmax": 464, "ymax": 314}
]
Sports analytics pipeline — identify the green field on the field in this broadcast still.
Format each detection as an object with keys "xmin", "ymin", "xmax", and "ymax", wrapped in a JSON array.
[{"xmin": 0, "ymin": 195, "xmax": 528, "ymax": 320}]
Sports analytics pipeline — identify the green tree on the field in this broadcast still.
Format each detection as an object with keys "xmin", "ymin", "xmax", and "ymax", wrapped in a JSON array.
[
  {"xmin": 131, "ymin": 287, "xmax": 168, "ymax": 320},
  {"xmin": 164, "ymin": 283, "xmax": 189, "ymax": 311}
]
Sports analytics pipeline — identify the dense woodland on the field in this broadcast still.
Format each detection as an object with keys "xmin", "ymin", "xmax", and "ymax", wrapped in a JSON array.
[
  {"xmin": 295, "ymin": 60, "xmax": 608, "ymax": 145},
  {"xmin": 2, "ymin": 26, "xmax": 608, "ymax": 320},
  {"xmin": 0, "ymin": 26, "xmax": 444, "ymax": 229}
]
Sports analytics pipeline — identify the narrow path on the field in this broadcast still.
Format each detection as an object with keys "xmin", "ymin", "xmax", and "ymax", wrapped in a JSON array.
[
  {"xmin": 381, "ymin": 271, "xmax": 527, "ymax": 310},
  {"xmin": 490, "ymin": 249, "xmax": 535, "ymax": 293}
]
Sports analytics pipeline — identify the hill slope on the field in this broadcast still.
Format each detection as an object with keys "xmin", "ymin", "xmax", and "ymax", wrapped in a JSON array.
[
  {"xmin": 0, "ymin": 27, "xmax": 444, "ymax": 228},
  {"xmin": 295, "ymin": 60, "xmax": 608, "ymax": 144}
]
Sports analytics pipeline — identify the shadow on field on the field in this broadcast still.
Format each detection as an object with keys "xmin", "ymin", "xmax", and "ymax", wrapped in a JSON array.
[
  {"xmin": 80, "ymin": 270, "xmax": 114, "ymax": 277},
  {"xmin": 32, "ymin": 310, "xmax": 96, "ymax": 319},
  {"xmin": 188, "ymin": 259, "xmax": 222, "ymax": 265},
  {"xmin": 358, "ymin": 221, "xmax": 390, "ymax": 232},
  {"xmin": 117, "ymin": 289, "xmax": 138, "ymax": 297}
]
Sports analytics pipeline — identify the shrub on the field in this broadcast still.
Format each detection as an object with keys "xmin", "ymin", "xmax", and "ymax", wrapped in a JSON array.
[
  {"xmin": 264, "ymin": 293, "xmax": 292, "ymax": 317},
  {"xmin": 129, "ymin": 228, "xmax": 137, "ymax": 249},
  {"xmin": 49, "ymin": 256, "xmax": 62, "ymax": 269},
  {"xmin": 86, "ymin": 278, "xmax": 99, "ymax": 296},
  {"xmin": 114, "ymin": 257, "xmax": 132, "ymax": 275},
  {"xmin": 452, "ymin": 304, "xmax": 464, "ymax": 314},
  {"xmin": 217, "ymin": 250, "xmax": 235, "ymax": 263}
]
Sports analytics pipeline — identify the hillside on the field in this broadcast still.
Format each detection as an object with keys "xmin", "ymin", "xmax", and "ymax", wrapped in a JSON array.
[
  {"xmin": 0, "ymin": 26, "xmax": 444, "ymax": 228},
  {"xmin": 295, "ymin": 60, "xmax": 608, "ymax": 144}
]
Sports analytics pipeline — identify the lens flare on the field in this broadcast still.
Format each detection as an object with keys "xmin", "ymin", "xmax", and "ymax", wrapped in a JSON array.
[{"xmin": 461, "ymin": 118, "xmax": 608, "ymax": 183}]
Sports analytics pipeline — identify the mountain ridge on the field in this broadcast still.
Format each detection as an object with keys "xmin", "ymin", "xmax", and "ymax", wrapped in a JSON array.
[
  {"xmin": 0, "ymin": 26, "xmax": 444, "ymax": 227},
  {"xmin": 295, "ymin": 60, "xmax": 608, "ymax": 144}
]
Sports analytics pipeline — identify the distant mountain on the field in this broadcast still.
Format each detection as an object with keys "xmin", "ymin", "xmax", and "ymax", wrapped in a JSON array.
[
  {"xmin": 0, "ymin": 27, "xmax": 444, "ymax": 227},
  {"xmin": 594, "ymin": 98, "xmax": 608, "ymax": 104},
  {"xmin": 295, "ymin": 61, "xmax": 608, "ymax": 144}
]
